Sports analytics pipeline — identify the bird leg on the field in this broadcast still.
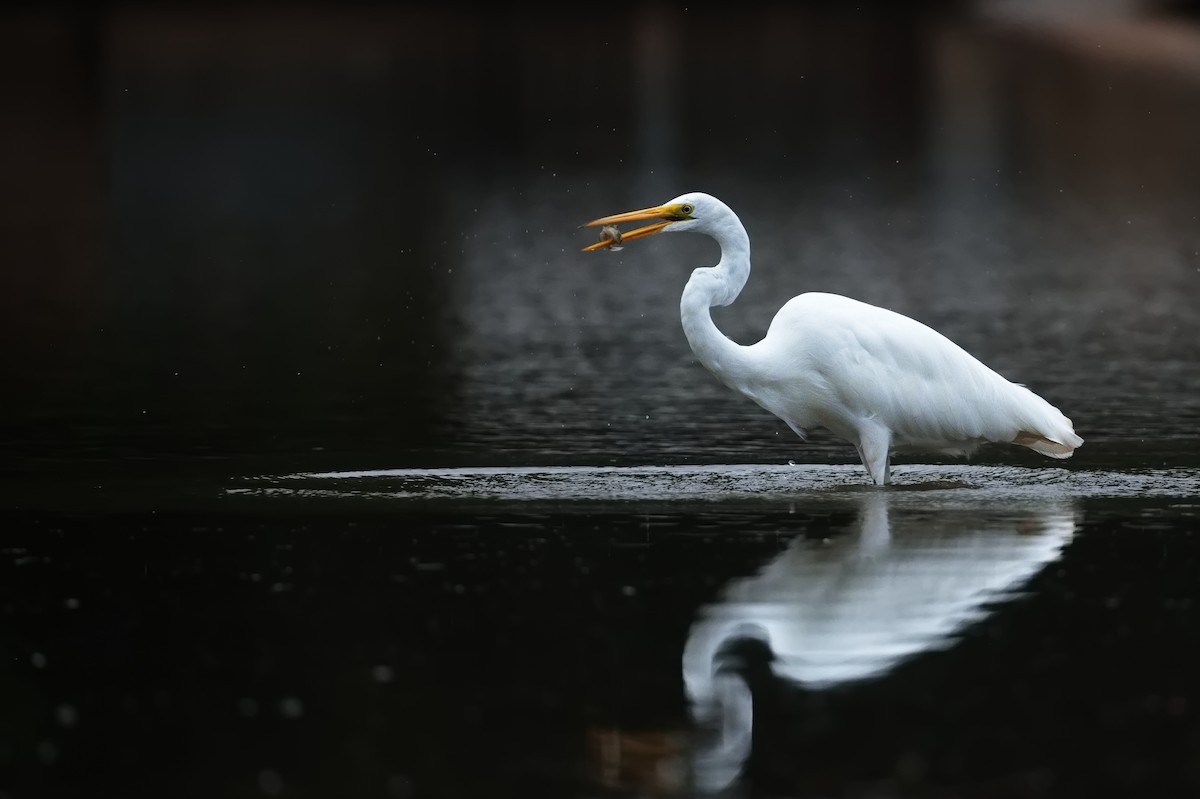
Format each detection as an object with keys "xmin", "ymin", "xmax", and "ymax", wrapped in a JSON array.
[{"xmin": 856, "ymin": 424, "xmax": 892, "ymax": 486}]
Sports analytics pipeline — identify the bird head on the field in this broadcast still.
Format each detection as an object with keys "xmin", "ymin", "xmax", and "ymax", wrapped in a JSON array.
[{"xmin": 582, "ymin": 192, "xmax": 721, "ymax": 251}]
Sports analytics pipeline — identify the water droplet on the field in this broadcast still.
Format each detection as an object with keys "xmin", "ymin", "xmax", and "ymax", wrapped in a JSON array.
[
  {"xmin": 387, "ymin": 775, "xmax": 415, "ymax": 798},
  {"xmin": 56, "ymin": 704, "xmax": 78, "ymax": 728},
  {"xmin": 279, "ymin": 697, "xmax": 304, "ymax": 719},
  {"xmin": 37, "ymin": 741, "xmax": 58, "ymax": 765},
  {"xmin": 258, "ymin": 769, "xmax": 284, "ymax": 796}
]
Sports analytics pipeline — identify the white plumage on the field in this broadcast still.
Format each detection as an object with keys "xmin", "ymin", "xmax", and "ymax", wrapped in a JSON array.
[{"xmin": 584, "ymin": 191, "xmax": 1082, "ymax": 485}]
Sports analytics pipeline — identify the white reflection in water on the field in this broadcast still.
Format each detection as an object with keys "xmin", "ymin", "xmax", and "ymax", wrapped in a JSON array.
[{"xmin": 683, "ymin": 492, "xmax": 1077, "ymax": 793}]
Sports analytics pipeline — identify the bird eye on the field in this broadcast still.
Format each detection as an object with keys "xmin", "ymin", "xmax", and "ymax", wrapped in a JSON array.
[{"xmin": 680, "ymin": 204, "xmax": 694, "ymax": 216}]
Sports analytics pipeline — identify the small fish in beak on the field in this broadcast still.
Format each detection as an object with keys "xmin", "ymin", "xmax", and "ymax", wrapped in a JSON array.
[{"xmin": 597, "ymin": 225, "xmax": 624, "ymax": 251}]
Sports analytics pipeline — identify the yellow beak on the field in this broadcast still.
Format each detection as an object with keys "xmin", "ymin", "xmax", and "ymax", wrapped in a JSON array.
[{"xmin": 581, "ymin": 203, "xmax": 686, "ymax": 252}]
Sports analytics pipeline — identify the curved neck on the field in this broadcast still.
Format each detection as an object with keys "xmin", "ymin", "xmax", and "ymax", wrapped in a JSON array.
[{"xmin": 679, "ymin": 219, "xmax": 752, "ymax": 388}]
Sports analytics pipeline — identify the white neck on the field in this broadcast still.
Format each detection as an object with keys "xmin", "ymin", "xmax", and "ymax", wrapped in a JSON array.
[{"xmin": 679, "ymin": 214, "xmax": 753, "ymax": 389}]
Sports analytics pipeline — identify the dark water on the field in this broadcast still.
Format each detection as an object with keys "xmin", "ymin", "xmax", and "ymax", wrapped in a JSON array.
[
  {"xmin": 5, "ymin": 471, "xmax": 1200, "ymax": 798},
  {"xmin": 3, "ymin": 4, "xmax": 1200, "ymax": 798}
]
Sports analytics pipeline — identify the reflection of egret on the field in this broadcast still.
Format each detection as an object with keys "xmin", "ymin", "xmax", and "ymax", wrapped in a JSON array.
[
  {"xmin": 682, "ymin": 492, "xmax": 1078, "ymax": 793},
  {"xmin": 583, "ymin": 192, "xmax": 1082, "ymax": 485}
]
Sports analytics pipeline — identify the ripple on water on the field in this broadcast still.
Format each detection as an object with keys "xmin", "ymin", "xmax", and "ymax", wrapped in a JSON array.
[{"xmin": 227, "ymin": 464, "xmax": 1200, "ymax": 506}]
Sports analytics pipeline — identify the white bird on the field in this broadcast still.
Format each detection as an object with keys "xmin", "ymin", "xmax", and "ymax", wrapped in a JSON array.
[{"xmin": 582, "ymin": 191, "xmax": 1082, "ymax": 485}]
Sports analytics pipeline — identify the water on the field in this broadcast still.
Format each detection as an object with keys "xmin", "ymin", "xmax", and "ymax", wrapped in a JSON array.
[
  {"xmin": 4, "ymin": 470, "xmax": 1200, "ymax": 797},
  {"xmin": 234, "ymin": 463, "xmax": 1200, "ymax": 504},
  {"xmin": 3, "ymin": 4, "xmax": 1200, "ymax": 798}
]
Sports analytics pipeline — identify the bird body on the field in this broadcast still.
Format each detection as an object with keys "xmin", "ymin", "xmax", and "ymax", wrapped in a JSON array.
[
  {"xmin": 739, "ymin": 292, "xmax": 1078, "ymax": 456},
  {"xmin": 584, "ymin": 192, "xmax": 1082, "ymax": 485}
]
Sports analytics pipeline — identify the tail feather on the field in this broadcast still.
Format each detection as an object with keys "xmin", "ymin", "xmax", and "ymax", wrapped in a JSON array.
[
  {"xmin": 1005, "ymin": 382, "xmax": 1083, "ymax": 459},
  {"xmin": 1014, "ymin": 429, "xmax": 1083, "ymax": 459}
]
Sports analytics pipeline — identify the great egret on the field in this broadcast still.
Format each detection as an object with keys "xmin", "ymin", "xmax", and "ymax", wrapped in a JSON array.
[{"xmin": 582, "ymin": 192, "xmax": 1082, "ymax": 485}]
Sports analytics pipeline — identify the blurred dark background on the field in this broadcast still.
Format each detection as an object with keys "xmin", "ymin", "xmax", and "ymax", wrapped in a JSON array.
[{"xmin": 3, "ymin": 0, "xmax": 1200, "ymax": 490}]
